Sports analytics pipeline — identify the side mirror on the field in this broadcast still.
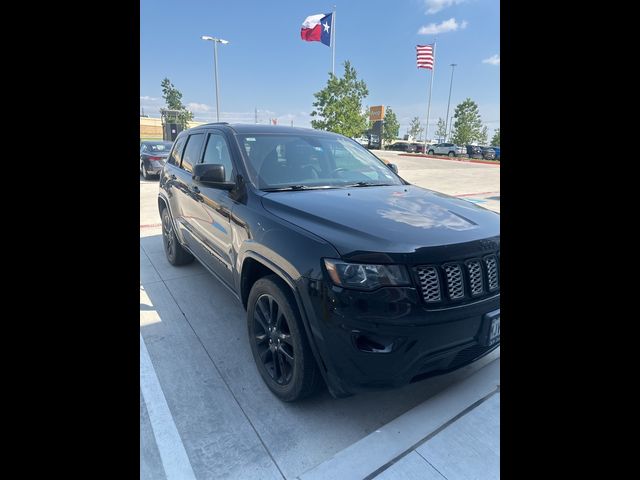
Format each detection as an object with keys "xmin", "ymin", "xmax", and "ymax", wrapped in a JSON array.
[
  {"xmin": 193, "ymin": 163, "xmax": 234, "ymax": 190},
  {"xmin": 387, "ymin": 163, "xmax": 398, "ymax": 174}
]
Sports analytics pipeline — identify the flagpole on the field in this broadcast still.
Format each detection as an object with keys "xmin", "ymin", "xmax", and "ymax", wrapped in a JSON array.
[
  {"xmin": 331, "ymin": 5, "xmax": 336, "ymax": 76},
  {"xmin": 424, "ymin": 40, "xmax": 436, "ymax": 152}
]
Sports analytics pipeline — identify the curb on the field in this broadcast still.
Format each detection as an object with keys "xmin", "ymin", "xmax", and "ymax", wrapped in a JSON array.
[
  {"xmin": 298, "ymin": 356, "xmax": 500, "ymax": 480},
  {"xmin": 398, "ymin": 153, "xmax": 500, "ymax": 166}
]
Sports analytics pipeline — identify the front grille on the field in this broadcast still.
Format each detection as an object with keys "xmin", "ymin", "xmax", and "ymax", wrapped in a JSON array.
[
  {"xmin": 415, "ymin": 251, "xmax": 499, "ymax": 305},
  {"xmin": 485, "ymin": 255, "xmax": 499, "ymax": 291},
  {"xmin": 466, "ymin": 260, "xmax": 484, "ymax": 296},
  {"xmin": 443, "ymin": 264, "xmax": 465, "ymax": 299},
  {"xmin": 415, "ymin": 266, "xmax": 441, "ymax": 303}
]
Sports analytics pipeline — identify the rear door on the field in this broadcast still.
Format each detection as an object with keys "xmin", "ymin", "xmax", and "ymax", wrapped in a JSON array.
[
  {"xmin": 164, "ymin": 134, "xmax": 188, "ymax": 221},
  {"xmin": 171, "ymin": 132, "xmax": 206, "ymax": 253}
]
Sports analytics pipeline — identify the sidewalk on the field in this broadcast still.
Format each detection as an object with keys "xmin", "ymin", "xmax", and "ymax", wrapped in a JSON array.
[{"xmin": 298, "ymin": 357, "xmax": 500, "ymax": 480}]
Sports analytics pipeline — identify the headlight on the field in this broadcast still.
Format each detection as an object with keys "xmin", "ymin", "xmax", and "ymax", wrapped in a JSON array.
[{"xmin": 323, "ymin": 259, "xmax": 411, "ymax": 290}]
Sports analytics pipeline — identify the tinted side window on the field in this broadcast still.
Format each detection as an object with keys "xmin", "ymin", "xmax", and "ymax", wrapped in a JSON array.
[
  {"xmin": 201, "ymin": 132, "xmax": 234, "ymax": 181},
  {"xmin": 181, "ymin": 134, "xmax": 205, "ymax": 173},
  {"xmin": 168, "ymin": 135, "xmax": 187, "ymax": 166}
]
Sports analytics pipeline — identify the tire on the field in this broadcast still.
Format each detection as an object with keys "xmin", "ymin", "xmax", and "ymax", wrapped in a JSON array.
[
  {"xmin": 247, "ymin": 275, "xmax": 323, "ymax": 402},
  {"xmin": 141, "ymin": 161, "xmax": 151, "ymax": 180},
  {"xmin": 448, "ymin": 151, "xmax": 455, "ymax": 157},
  {"xmin": 428, "ymin": 150, "xmax": 435, "ymax": 155},
  {"xmin": 161, "ymin": 207, "xmax": 194, "ymax": 266}
]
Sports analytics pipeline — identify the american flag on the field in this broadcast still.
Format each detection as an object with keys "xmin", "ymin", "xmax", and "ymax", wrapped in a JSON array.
[{"xmin": 416, "ymin": 44, "xmax": 434, "ymax": 70}]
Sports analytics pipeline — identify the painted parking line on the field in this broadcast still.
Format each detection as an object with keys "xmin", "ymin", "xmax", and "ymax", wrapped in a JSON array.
[
  {"xmin": 140, "ymin": 332, "xmax": 197, "ymax": 480},
  {"xmin": 455, "ymin": 191, "xmax": 500, "ymax": 198}
]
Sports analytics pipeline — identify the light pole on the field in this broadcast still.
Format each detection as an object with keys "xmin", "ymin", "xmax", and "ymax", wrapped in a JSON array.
[
  {"xmin": 449, "ymin": 116, "xmax": 454, "ymax": 142},
  {"xmin": 201, "ymin": 35, "xmax": 229, "ymax": 122},
  {"xmin": 444, "ymin": 63, "xmax": 457, "ymax": 142}
]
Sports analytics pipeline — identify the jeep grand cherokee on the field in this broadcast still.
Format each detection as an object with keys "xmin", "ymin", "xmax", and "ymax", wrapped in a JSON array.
[{"xmin": 158, "ymin": 123, "xmax": 500, "ymax": 402}]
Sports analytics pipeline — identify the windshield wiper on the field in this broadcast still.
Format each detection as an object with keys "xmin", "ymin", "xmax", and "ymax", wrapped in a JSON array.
[
  {"xmin": 261, "ymin": 185, "xmax": 308, "ymax": 192},
  {"xmin": 345, "ymin": 181, "xmax": 393, "ymax": 188},
  {"xmin": 262, "ymin": 185, "xmax": 337, "ymax": 192}
]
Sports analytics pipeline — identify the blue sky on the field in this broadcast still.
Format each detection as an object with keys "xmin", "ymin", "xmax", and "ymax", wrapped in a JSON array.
[{"xmin": 141, "ymin": 0, "xmax": 499, "ymax": 139}]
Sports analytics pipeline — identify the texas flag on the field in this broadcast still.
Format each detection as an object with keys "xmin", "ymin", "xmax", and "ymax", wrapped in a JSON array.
[{"xmin": 300, "ymin": 13, "xmax": 333, "ymax": 47}]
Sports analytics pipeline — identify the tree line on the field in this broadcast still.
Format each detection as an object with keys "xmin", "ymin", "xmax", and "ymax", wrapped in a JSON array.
[
  {"xmin": 311, "ymin": 61, "xmax": 499, "ymax": 147},
  {"xmin": 157, "ymin": 62, "xmax": 499, "ymax": 147}
]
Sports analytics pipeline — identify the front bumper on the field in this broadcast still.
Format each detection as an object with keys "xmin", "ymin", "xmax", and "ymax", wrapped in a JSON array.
[{"xmin": 300, "ymin": 280, "xmax": 500, "ymax": 397}]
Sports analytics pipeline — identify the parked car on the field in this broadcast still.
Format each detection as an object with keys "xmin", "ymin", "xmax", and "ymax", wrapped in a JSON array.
[
  {"xmin": 480, "ymin": 147, "xmax": 496, "ymax": 160},
  {"xmin": 411, "ymin": 143, "xmax": 426, "ymax": 154},
  {"xmin": 367, "ymin": 134, "xmax": 381, "ymax": 149},
  {"xmin": 491, "ymin": 146, "xmax": 500, "ymax": 159},
  {"xmin": 427, "ymin": 143, "xmax": 466, "ymax": 157},
  {"xmin": 158, "ymin": 123, "xmax": 500, "ymax": 401},
  {"xmin": 386, "ymin": 141, "xmax": 417, "ymax": 153},
  {"xmin": 353, "ymin": 136, "xmax": 369, "ymax": 148},
  {"xmin": 140, "ymin": 141, "xmax": 173, "ymax": 179},
  {"xmin": 466, "ymin": 145, "xmax": 483, "ymax": 158}
]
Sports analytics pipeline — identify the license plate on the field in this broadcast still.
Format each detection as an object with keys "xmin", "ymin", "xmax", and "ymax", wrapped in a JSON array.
[{"xmin": 488, "ymin": 315, "xmax": 500, "ymax": 346}]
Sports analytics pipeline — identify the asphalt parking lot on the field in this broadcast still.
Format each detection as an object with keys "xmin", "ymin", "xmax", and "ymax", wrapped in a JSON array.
[{"xmin": 140, "ymin": 154, "xmax": 500, "ymax": 479}]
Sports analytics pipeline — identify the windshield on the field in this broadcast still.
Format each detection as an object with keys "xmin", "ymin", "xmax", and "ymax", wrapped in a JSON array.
[
  {"xmin": 237, "ymin": 134, "xmax": 403, "ymax": 190},
  {"xmin": 147, "ymin": 142, "xmax": 173, "ymax": 152}
]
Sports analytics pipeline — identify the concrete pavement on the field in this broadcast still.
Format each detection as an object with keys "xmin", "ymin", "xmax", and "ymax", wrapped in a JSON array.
[{"xmin": 140, "ymin": 153, "xmax": 500, "ymax": 479}]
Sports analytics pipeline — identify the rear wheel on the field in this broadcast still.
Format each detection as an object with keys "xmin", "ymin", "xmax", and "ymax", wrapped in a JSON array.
[
  {"xmin": 161, "ymin": 207, "xmax": 194, "ymax": 266},
  {"xmin": 247, "ymin": 275, "xmax": 323, "ymax": 402},
  {"xmin": 141, "ymin": 161, "xmax": 151, "ymax": 180}
]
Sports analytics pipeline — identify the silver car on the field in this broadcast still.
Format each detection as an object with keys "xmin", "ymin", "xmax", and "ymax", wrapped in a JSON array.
[{"xmin": 427, "ymin": 143, "xmax": 466, "ymax": 157}]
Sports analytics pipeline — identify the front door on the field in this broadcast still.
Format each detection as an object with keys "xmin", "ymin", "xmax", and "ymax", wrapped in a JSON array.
[{"xmin": 189, "ymin": 129, "xmax": 237, "ymax": 287}]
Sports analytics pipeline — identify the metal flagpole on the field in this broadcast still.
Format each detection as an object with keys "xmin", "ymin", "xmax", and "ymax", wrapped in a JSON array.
[
  {"xmin": 424, "ymin": 40, "xmax": 436, "ymax": 152},
  {"xmin": 444, "ymin": 63, "xmax": 457, "ymax": 141},
  {"xmin": 331, "ymin": 6, "xmax": 336, "ymax": 76}
]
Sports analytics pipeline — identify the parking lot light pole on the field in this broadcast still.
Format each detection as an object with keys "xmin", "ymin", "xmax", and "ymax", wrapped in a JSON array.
[
  {"xmin": 444, "ymin": 63, "xmax": 457, "ymax": 142},
  {"xmin": 201, "ymin": 35, "xmax": 229, "ymax": 122}
]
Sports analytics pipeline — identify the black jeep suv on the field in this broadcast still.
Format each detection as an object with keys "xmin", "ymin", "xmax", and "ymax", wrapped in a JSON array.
[{"xmin": 158, "ymin": 123, "xmax": 500, "ymax": 402}]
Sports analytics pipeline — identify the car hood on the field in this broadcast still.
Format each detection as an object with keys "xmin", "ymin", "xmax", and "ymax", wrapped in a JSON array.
[{"xmin": 261, "ymin": 185, "xmax": 500, "ymax": 259}]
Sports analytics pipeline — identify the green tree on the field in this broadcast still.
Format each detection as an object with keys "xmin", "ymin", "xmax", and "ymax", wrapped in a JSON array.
[
  {"xmin": 161, "ymin": 77, "xmax": 194, "ymax": 130},
  {"xmin": 479, "ymin": 126, "xmax": 489, "ymax": 145},
  {"xmin": 491, "ymin": 128, "xmax": 500, "ymax": 146},
  {"xmin": 408, "ymin": 116, "xmax": 422, "ymax": 140},
  {"xmin": 310, "ymin": 61, "xmax": 369, "ymax": 137},
  {"xmin": 382, "ymin": 107, "xmax": 400, "ymax": 145},
  {"xmin": 450, "ymin": 98, "xmax": 484, "ymax": 145},
  {"xmin": 435, "ymin": 118, "xmax": 447, "ymax": 141}
]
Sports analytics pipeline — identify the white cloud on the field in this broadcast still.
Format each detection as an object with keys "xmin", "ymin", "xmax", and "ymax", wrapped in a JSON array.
[
  {"xmin": 423, "ymin": 0, "xmax": 468, "ymax": 15},
  {"xmin": 186, "ymin": 102, "xmax": 212, "ymax": 113},
  {"xmin": 418, "ymin": 18, "xmax": 468, "ymax": 35},
  {"xmin": 140, "ymin": 96, "xmax": 159, "ymax": 101},
  {"xmin": 482, "ymin": 54, "xmax": 500, "ymax": 65}
]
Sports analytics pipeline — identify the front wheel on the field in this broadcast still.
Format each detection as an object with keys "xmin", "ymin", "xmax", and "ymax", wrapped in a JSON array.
[
  {"xmin": 247, "ymin": 275, "xmax": 323, "ymax": 402},
  {"xmin": 428, "ymin": 150, "xmax": 435, "ymax": 155},
  {"xmin": 448, "ymin": 151, "xmax": 455, "ymax": 157}
]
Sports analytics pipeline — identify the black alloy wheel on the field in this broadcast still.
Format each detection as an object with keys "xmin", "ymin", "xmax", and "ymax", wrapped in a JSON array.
[
  {"xmin": 252, "ymin": 293, "xmax": 295, "ymax": 386},
  {"xmin": 247, "ymin": 275, "xmax": 323, "ymax": 401},
  {"xmin": 161, "ymin": 208, "xmax": 194, "ymax": 266}
]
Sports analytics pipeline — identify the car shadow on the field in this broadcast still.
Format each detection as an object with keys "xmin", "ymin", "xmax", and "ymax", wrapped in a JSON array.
[{"xmin": 139, "ymin": 233, "xmax": 500, "ymax": 477}]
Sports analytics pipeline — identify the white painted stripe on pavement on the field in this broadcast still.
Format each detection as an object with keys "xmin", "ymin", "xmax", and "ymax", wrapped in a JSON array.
[{"xmin": 140, "ymin": 332, "xmax": 197, "ymax": 480}]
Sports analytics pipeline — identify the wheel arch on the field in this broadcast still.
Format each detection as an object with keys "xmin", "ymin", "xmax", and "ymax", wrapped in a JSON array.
[{"xmin": 239, "ymin": 252, "xmax": 330, "ymax": 379}]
